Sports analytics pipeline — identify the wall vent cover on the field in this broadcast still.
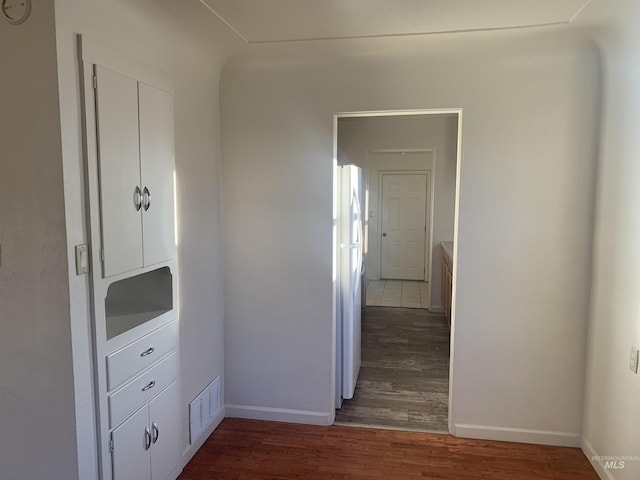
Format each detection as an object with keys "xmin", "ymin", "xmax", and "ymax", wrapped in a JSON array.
[{"xmin": 189, "ymin": 376, "xmax": 221, "ymax": 444}]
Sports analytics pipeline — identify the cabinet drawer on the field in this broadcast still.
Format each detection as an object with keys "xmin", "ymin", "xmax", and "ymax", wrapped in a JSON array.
[
  {"xmin": 107, "ymin": 320, "xmax": 177, "ymax": 391},
  {"xmin": 109, "ymin": 352, "xmax": 178, "ymax": 428}
]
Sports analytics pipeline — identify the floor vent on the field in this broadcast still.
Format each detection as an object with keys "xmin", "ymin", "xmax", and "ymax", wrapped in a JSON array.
[{"xmin": 189, "ymin": 376, "xmax": 221, "ymax": 444}]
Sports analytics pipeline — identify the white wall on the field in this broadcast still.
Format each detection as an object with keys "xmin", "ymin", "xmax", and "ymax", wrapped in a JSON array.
[
  {"xmin": 53, "ymin": 0, "xmax": 241, "ymax": 477},
  {"xmin": 0, "ymin": 3, "xmax": 78, "ymax": 479},
  {"xmin": 574, "ymin": 1, "xmax": 640, "ymax": 478},
  {"xmin": 221, "ymin": 28, "xmax": 599, "ymax": 441},
  {"xmin": 338, "ymin": 115, "xmax": 458, "ymax": 305}
]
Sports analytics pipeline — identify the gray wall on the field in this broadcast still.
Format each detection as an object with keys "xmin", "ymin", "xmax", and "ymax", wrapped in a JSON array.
[
  {"xmin": 0, "ymin": 3, "xmax": 78, "ymax": 479},
  {"xmin": 221, "ymin": 28, "xmax": 599, "ymax": 442},
  {"xmin": 576, "ymin": 1, "xmax": 640, "ymax": 478}
]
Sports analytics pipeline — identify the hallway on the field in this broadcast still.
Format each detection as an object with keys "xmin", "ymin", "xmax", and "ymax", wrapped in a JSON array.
[{"xmin": 335, "ymin": 306, "xmax": 450, "ymax": 432}]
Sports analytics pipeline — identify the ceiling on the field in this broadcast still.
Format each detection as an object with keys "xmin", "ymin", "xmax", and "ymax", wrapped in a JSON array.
[{"xmin": 199, "ymin": 0, "xmax": 592, "ymax": 44}]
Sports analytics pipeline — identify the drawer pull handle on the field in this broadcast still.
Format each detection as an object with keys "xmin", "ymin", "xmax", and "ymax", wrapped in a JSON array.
[
  {"xmin": 144, "ymin": 427, "xmax": 151, "ymax": 451},
  {"xmin": 140, "ymin": 347, "xmax": 155, "ymax": 357},
  {"xmin": 152, "ymin": 422, "xmax": 159, "ymax": 444},
  {"xmin": 141, "ymin": 380, "xmax": 156, "ymax": 392}
]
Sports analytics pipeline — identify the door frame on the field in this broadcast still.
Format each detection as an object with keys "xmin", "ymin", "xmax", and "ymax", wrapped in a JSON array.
[
  {"xmin": 332, "ymin": 108, "xmax": 463, "ymax": 436},
  {"xmin": 378, "ymin": 169, "xmax": 432, "ymax": 283},
  {"xmin": 370, "ymin": 149, "xmax": 436, "ymax": 284}
]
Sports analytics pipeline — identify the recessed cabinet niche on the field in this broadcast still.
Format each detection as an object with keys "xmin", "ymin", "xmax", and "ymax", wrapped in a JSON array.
[
  {"xmin": 105, "ymin": 267, "xmax": 173, "ymax": 340},
  {"xmin": 95, "ymin": 65, "xmax": 175, "ymax": 278}
]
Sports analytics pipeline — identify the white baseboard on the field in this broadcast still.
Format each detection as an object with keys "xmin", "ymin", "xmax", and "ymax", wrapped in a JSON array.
[
  {"xmin": 454, "ymin": 423, "xmax": 581, "ymax": 447},
  {"xmin": 226, "ymin": 404, "xmax": 333, "ymax": 425},
  {"xmin": 582, "ymin": 437, "xmax": 616, "ymax": 480},
  {"xmin": 180, "ymin": 407, "xmax": 225, "ymax": 470}
]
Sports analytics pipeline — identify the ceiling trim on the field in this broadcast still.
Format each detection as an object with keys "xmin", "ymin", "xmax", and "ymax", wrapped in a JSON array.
[
  {"xmin": 569, "ymin": 0, "xmax": 594, "ymax": 22},
  {"xmin": 200, "ymin": 0, "xmax": 594, "ymax": 45},
  {"xmin": 243, "ymin": 21, "xmax": 570, "ymax": 45},
  {"xmin": 198, "ymin": 0, "xmax": 249, "ymax": 43}
]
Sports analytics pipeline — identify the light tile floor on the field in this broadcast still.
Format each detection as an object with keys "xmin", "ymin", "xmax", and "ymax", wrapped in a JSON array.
[{"xmin": 366, "ymin": 280, "xmax": 430, "ymax": 309}]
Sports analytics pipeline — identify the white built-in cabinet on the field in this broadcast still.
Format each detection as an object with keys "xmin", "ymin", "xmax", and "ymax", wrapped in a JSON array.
[
  {"xmin": 94, "ymin": 65, "xmax": 176, "ymax": 278},
  {"xmin": 112, "ymin": 381, "xmax": 182, "ymax": 480},
  {"xmin": 80, "ymin": 36, "xmax": 182, "ymax": 480}
]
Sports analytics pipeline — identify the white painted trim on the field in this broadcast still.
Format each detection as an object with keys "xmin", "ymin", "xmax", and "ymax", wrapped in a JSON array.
[
  {"xmin": 197, "ymin": 0, "xmax": 249, "ymax": 44},
  {"xmin": 425, "ymin": 169, "xmax": 433, "ymax": 284},
  {"xmin": 447, "ymin": 110, "xmax": 464, "ymax": 435},
  {"xmin": 569, "ymin": 0, "xmax": 594, "ymax": 23},
  {"xmin": 427, "ymin": 152, "xmax": 436, "ymax": 291},
  {"xmin": 181, "ymin": 407, "xmax": 225, "ymax": 468},
  {"xmin": 364, "ymin": 148, "xmax": 436, "ymax": 285},
  {"xmin": 78, "ymin": 35, "xmax": 172, "ymax": 93},
  {"xmin": 367, "ymin": 147, "xmax": 439, "ymax": 154},
  {"xmin": 338, "ymin": 109, "xmax": 462, "ymax": 119},
  {"xmin": 454, "ymin": 423, "xmax": 582, "ymax": 447},
  {"xmin": 226, "ymin": 405, "xmax": 333, "ymax": 426},
  {"xmin": 331, "ymin": 116, "xmax": 339, "ymax": 420},
  {"xmin": 244, "ymin": 23, "xmax": 575, "ymax": 45},
  {"xmin": 582, "ymin": 437, "xmax": 616, "ymax": 480},
  {"xmin": 334, "ymin": 108, "xmax": 463, "ymax": 436}
]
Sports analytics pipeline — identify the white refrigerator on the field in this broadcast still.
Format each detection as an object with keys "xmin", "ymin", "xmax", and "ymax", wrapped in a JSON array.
[{"xmin": 335, "ymin": 164, "xmax": 363, "ymax": 408}]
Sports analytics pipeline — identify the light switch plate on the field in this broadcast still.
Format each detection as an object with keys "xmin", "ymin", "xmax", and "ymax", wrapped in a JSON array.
[
  {"xmin": 75, "ymin": 244, "xmax": 90, "ymax": 275},
  {"xmin": 630, "ymin": 346, "xmax": 639, "ymax": 374}
]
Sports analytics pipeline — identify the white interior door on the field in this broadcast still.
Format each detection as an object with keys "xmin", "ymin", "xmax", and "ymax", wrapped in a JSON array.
[
  {"xmin": 95, "ymin": 65, "xmax": 143, "ymax": 277},
  {"xmin": 138, "ymin": 83, "xmax": 176, "ymax": 267},
  {"xmin": 380, "ymin": 173, "xmax": 427, "ymax": 280}
]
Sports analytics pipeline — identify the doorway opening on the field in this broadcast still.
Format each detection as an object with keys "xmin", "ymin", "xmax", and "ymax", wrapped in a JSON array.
[
  {"xmin": 332, "ymin": 109, "xmax": 462, "ymax": 434},
  {"xmin": 367, "ymin": 150, "xmax": 435, "ymax": 310}
]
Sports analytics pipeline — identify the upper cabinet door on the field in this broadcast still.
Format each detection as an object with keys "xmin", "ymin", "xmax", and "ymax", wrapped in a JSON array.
[
  {"xmin": 138, "ymin": 83, "xmax": 176, "ymax": 267},
  {"xmin": 95, "ymin": 65, "xmax": 143, "ymax": 277}
]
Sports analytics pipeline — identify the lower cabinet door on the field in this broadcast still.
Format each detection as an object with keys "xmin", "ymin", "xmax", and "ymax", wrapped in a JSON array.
[
  {"xmin": 111, "ymin": 406, "xmax": 151, "ymax": 480},
  {"xmin": 149, "ymin": 381, "xmax": 181, "ymax": 480}
]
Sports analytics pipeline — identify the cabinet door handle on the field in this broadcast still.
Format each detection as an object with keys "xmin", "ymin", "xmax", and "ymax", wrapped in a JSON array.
[
  {"xmin": 143, "ymin": 187, "xmax": 151, "ymax": 211},
  {"xmin": 140, "ymin": 347, "xmax": 155, "ymax": 357},
  {"xmin": 141, "ymin": 380, "xmax": 156, "ymax": 392},
  {"xmin": 134, "ymin": 186, "xmax": 142, "ymax": 211},
  {"xmin": 152, "ymin": 422, "xmax": 159, "ymax": 444},
  {"xmin": 144, "ymin": 427, "xmax": 151, "ymax": 451}
]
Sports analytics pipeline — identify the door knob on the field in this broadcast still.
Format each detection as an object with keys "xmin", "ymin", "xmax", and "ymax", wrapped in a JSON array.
[{"xmin": 382, "ymin": 233, "xmax": 387, "ymax": 237}]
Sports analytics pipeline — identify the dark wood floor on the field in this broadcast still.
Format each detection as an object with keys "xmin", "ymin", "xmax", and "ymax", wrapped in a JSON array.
[
  {"xmin": 335, "ymin": 307, "xmax": 450, "ymax": 431},
  {"xmin": 178, "ymin": 418, "xmax": 598, "ymax": 480}
]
